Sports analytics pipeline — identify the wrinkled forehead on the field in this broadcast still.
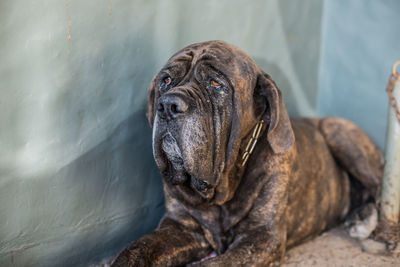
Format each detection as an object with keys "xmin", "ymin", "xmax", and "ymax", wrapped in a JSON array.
[{"xmin": 166, "ymin": 41, "xmax": 259, "ymax": 83}]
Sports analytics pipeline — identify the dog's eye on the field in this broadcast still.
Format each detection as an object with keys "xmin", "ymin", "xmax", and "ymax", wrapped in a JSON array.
[
  {"xmin": 210, "ymin": 80, "xmax": 221, "ymax": 89},
  {"xmin": 160, "ymin": 76, "xmax": 172, "ymax": 91},
  {"xmin": 163, "ymin": 76, "xmax": 172, "ymax": 86}
]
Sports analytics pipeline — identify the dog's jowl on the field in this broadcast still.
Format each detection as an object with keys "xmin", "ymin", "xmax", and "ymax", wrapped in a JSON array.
[{"xmin": 112, "ymin": 41, "xmax": 383, "ymax": 266}]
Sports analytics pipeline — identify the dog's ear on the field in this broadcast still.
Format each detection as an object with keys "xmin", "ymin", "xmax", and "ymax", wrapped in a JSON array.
[
  {"xmin": 146, "ymin": 75, "xmax": 158, "ymax": 127},
  {"xmin": 254, "ymin": 72, "xmax": 294, "ymax": 153}
]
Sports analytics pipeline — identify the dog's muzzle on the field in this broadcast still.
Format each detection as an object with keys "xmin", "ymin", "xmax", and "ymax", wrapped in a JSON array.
[{"xmin": 161, "ymin": 132, "xmax": 214, "ymax": 197}]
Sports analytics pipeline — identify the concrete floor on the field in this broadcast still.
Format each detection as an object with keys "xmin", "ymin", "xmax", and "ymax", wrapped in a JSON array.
[
  {"xmin": 282, "ymin": 227, "xmax": 400, "ymax": 267},
  {"xmin": 90, "ymin": 227, "xmax": 400, "ymax": 266}
]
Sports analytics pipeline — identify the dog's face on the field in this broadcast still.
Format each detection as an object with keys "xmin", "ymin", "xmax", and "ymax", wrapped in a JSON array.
[{"xmin": 147, "ymin": 41, "xmax": 294, "ymax": 205}]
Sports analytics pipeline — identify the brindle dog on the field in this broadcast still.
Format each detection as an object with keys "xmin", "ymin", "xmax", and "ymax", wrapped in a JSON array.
[{"xmin": 112, "ymin": 41, "xmax": 383, "ymax": 266}]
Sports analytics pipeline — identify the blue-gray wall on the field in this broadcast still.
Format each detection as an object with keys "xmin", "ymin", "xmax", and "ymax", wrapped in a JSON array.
[
  {"xmin": 318, "ymin": 0, "xmax": 400, "ymax": 149},
  {"xmin": 0, "ymin": 1, "xmax": 323, "ymax": 266},
  {"xmin": 1, "ymin": 0, "xmax": 398, "ymax": 266}
]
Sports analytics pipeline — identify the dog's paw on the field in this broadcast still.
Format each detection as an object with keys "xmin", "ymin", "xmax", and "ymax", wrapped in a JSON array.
[{"xmin": 345, "ymin": 203, "xmax": 378, "ymax": 240}]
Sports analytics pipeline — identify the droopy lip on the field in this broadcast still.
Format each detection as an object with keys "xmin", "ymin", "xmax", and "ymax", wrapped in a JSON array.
[
  {"xmin": 161, "ymin": 132, "xmax": 184, "ymax": 165},
  {"xmin": 158, "ymin": 131, "xmax": 215, "ymax": 199},
  {"xmin": 175, "ymin": 175, "xmax": 216, "ymax": 203}
]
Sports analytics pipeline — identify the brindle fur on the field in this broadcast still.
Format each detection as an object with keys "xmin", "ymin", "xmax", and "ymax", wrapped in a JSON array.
[{"xmin": 112, "ymin": 41, "xmax": 383, "ymax": 266}]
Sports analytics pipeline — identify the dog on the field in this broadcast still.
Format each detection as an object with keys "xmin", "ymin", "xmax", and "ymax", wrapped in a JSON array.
[{"xmin": 112, "ymin": 40, "xmax": 384, "ymax": 266}]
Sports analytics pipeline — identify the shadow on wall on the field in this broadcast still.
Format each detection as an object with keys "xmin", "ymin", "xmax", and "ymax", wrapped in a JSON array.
[
  {"xmin": 0, "ymin": 1, "xmax": 165, "ymax": 265},
  {"xmin": 46, "ymin": 15, "xmax": 167, "ymax": 264},
  {"xmin": 47, "ymin": 109, "xmax": 164, "ymax": 267},
  {"xmin": 0, "ymin": 1, "xmax": 326, "ymax": 266},
  {"xmin": 0, "ymin": 109, "xmax": 164, "ymax": 267}
]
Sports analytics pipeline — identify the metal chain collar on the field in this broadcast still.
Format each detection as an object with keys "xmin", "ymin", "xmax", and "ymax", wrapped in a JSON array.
[
  {"xmin": 241, "ymin": 120, "xmax": 264, "ymax": 166},
  {"xmin": 387, "ymin": 61, "xmax": 400, "ymax": 124}
]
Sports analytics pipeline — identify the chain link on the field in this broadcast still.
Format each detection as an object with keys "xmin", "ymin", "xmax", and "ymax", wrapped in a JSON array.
[
  {"xmin": 386, "ymin": 61, "xmax": 400, "ymax": 124},
  {"xmin": 241, "ymin": 120, "xmax": 264, "ymax": 166}
]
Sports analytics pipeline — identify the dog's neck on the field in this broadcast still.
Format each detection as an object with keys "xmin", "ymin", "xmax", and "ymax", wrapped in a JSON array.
[{"xmin": 212, "ymin": 119, "xmax": 266, "ymax": 206}]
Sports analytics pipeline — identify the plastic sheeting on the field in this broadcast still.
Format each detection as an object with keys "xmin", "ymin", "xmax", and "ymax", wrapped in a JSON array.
[
  {"xmin": 318, "ymin": 0, "xmax": 400, "ymax": 149},
  {"xmin": 0, "ymin": 1, "xmax": 322, "ymax": 266}
]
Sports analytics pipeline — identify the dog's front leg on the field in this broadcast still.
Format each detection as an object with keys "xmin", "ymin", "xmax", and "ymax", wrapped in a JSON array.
[
  {"xmin": 200, "ymin": 174, "xmax": 289, "ymax": 267},
  {"xmin": 200, "ymin": 226, "xmax": 286, "ymax": 267},
  {"xmin": 112, "ymin": 217, "xmax": 212, "ymax": 267}
]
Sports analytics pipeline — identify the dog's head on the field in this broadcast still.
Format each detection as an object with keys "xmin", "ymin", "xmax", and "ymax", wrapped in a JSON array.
[{"xmin": 147, "ymin": 41, "xmax": 294, "ymax": 205}]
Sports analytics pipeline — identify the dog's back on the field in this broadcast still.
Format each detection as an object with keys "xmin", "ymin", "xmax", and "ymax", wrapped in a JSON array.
[{"xmin": 284, "ymin": 117, "xmax": 383, "ymax": 247}]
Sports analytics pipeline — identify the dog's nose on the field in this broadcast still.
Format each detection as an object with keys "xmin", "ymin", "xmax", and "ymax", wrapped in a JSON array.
[{"xmin": 157, "ymin": 94, "xmax": 189, "ymax": 120}]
